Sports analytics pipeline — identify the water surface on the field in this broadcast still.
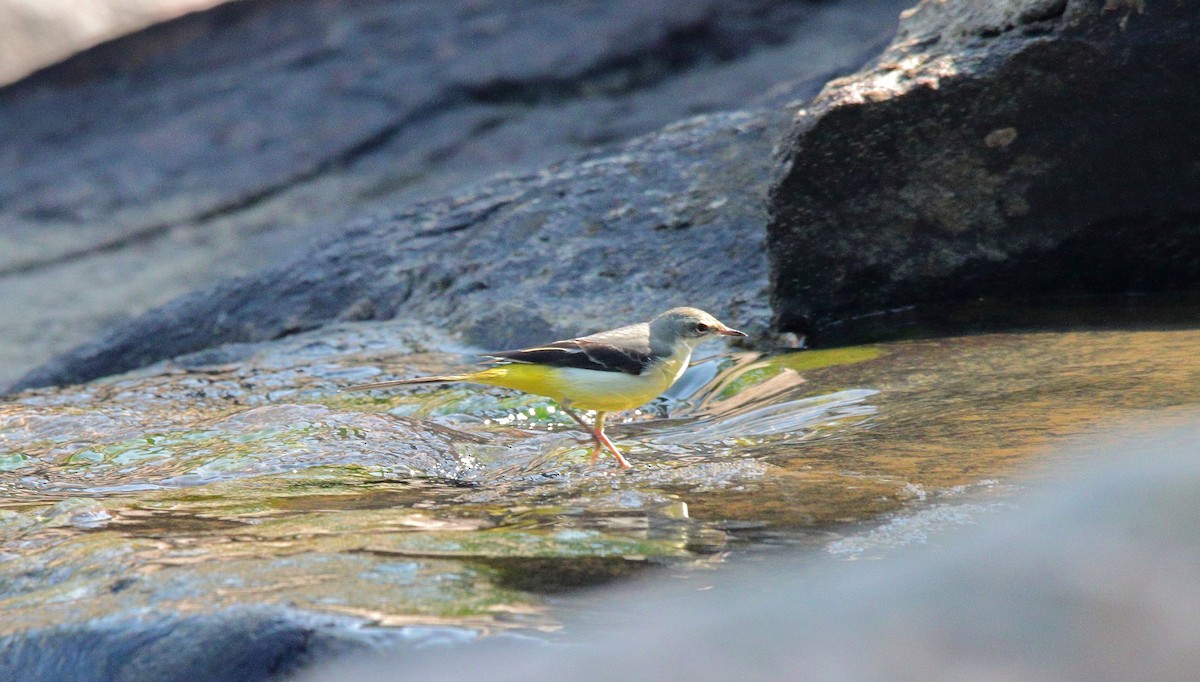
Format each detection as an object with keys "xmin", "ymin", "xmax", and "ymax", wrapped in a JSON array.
[{"xmin": 2, "ymin": 322, "xmax": 1199, "ymax": 636}]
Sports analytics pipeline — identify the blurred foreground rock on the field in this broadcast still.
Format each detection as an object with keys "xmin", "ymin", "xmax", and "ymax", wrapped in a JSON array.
[
  {"xmin": 304, "ymin": 420, "xmax": 1200, "ymax": 682},
  {"xmin": 768, "ymin": 0, "xmax": 1200, "ymax": 338}
]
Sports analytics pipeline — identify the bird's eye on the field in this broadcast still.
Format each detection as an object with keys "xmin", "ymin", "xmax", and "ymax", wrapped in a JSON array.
[{"xmin": 694, "ymin": 323, "xmax": 710, "ymax": 334}]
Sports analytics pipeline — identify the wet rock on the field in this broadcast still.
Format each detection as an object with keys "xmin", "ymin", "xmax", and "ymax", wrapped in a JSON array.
[
  {"xmin": 0, "ymin": 0, "xmax": 909, "ymax": 386},
  {"xmin": 767, "ymin": 0, "xmax": 1200, "ymax": 339},
  {"xmin": 0, "ymin": 321, "xmax": 745, "ymax": 679}
]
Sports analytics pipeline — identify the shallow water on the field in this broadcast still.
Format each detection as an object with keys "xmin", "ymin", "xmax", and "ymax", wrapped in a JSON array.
[{"xmin": 1, "ymin": 322, "xmax": 1200, "ymax": 637}]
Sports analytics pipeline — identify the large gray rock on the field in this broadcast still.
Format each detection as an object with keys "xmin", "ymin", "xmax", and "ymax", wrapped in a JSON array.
[
  {"xmin": 3, "ymin": 0, "xmax": 827, "ymax": 278},
  {"xmin": 0, "ymin": 0, "xmax": 830, "ymax": 383},
  {"xmin": 10, "ymin": 109, "xmax": 779, "ymax": 391},
  {"xmin": 6, "ymin": 0, "xmax": 912, "ymax": 391},
  {"xmin": 767, "ymin": 0, "xmax": 1200, "ymax": 339}
]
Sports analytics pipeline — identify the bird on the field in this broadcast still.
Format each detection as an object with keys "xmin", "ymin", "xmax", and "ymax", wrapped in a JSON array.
[{"xmin": 343, "ymin": 307, "xmax": 746, "ymax": 469}]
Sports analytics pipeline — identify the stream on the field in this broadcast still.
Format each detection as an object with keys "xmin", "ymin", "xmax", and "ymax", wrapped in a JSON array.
[{"xmin": 1, "ymin": 319, "xmax": 1199, "ymax": 664}]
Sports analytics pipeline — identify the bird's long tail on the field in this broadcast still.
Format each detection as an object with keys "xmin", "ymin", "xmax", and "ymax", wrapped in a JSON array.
[{"xmin": 341, "ymin": 374, "xmax": 473, "ymax": 392}]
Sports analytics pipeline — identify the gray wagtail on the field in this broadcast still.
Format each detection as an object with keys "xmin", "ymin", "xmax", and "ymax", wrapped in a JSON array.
[{"xmin": 343, "ymin": 307, "xmax": 746, "ymax": 469}]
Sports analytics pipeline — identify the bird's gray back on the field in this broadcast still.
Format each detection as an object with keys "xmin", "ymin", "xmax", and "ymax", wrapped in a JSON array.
[
  {"xmin": 578, "ymin": 322, "xmax": 652, "ymax": 355},
  {"xmin": 483, "ymin": 322, "xmax": 658, "ymax": 375}
]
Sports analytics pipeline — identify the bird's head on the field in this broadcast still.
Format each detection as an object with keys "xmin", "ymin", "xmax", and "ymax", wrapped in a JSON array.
[{"xmin": 649, "ymin": 307, "xmax": 747, "ymax": 350}]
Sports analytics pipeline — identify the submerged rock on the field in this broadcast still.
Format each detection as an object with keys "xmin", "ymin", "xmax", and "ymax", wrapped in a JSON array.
[{"xmin": 768, "ymin": 0, "xmax": 1200, "ymax": 339}]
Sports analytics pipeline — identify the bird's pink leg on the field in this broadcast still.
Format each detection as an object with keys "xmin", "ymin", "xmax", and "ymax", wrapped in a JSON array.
[
  {"xmin": 559, "ymin": 404, "xmax": 605, "ymax": 463},
  {"xmin": 592, "ymin": 412, "xmax": 632, "ymax": 470},
  {"xmin": 559, "ymin": 406, "xmax": 631, "ymax": 469}
]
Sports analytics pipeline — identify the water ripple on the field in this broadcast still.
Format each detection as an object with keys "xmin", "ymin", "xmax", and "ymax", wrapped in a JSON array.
[{"xmin": 650, "ymin": 389, "xmax": 878, "ymax": 445}]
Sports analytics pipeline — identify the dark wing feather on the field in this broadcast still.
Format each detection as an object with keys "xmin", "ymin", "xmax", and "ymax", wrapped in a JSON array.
[{"xmin": 485, "ymin": 338, "xmax": 652, "ymax": 375}]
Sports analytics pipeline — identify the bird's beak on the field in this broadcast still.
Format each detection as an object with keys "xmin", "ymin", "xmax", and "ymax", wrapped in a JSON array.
[{"xmin": 718, "ymin": 326, "xmax": 747, "ymax": 338}]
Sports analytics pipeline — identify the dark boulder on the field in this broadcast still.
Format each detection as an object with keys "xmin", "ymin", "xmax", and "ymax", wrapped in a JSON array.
[{"xmin": 767, "ymin": 0, "xmax": 1200, "ymax": 339}]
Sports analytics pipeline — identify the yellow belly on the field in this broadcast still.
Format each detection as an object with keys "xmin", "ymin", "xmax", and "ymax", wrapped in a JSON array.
[{"xmin": 465, "ymin": 351, "xmax": 689, "ymax": 412}]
